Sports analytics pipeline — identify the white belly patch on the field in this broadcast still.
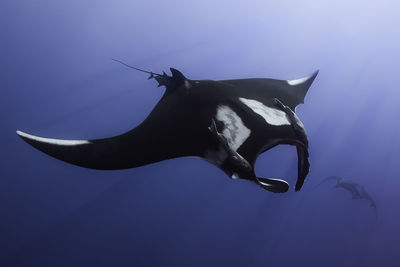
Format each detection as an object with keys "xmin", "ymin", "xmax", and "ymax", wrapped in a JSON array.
[
  {"xmin": 215, "ymin": 105, "xmax": 250, "ymax": 151},
  {"xmin": 239, "ymin": 98, "xmax": 291, "ymax": 126}
]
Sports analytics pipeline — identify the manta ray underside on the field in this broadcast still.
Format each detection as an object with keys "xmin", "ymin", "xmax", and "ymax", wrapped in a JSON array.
[{"xmin": 17, "ymin": 64, "xmax": 318, "ymax": 193}]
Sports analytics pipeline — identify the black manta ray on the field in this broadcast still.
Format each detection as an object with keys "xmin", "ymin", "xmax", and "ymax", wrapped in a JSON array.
[
  {"xmin": 16, "ymin": 61, "xmax": 318, "ymax": 193},
  {"xmin": 318, "ymin": 176, "xmax": 377, "ymax": 214}
]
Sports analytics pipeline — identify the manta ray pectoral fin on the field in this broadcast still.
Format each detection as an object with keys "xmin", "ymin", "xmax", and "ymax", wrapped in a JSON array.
[
  {"xmin": 16, "ymin": 130, "xmax": 131, "ymax": 170},
  {"xmin": 286, "ymin": 70, "xmax": 319, "ymax": 104},
  {"xmin": 16, "ymin": 125, "xmax": 170, "ymax": 170}
]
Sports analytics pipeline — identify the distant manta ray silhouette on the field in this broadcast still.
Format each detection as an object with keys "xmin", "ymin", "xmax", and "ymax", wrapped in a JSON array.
[
  {"xmin": 318, "ymin": 176, "xmax": 377, "ymax": 216},
  {"xmin": 16, "ymin": 60, "xmax": 318, "ymax": 193}
]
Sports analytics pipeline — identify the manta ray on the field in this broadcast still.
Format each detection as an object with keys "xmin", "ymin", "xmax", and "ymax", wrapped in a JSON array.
[
  {"xmin": 318, "ymin": 176, "xmax": 377, "ymax": 214},
  {"xmin": 17, "ymin": 62, "xmax": 318, "ymax": 193}
]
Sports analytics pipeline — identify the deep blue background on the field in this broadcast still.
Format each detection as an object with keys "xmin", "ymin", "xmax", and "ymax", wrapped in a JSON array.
[{"xmin": 1, "ymin": 1, "xmax": 399, "ymax": 266}]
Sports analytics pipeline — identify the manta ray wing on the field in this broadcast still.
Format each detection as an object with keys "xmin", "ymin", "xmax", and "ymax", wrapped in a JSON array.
[
  {"xmin": 220, "ymin": 70, "xmax": 318, "ymax": 110},
  {"xmin": 17, "ymin": 93, "xmax": 207, "ymax": 170}
]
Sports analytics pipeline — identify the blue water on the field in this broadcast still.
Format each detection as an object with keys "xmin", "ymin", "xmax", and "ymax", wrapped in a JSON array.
[{"xmin": 1, "ymin": 1, "xmax": 399, "ymax": 266}]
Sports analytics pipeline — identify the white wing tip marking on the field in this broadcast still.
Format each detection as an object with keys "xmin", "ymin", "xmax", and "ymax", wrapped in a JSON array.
[
  {"xmin": 16, "ymin": 130, "xmax": 90, "ymax": 146},
  {"xmin": 287, "ymin": 76, "xmax": 310, "ymax": 86}
]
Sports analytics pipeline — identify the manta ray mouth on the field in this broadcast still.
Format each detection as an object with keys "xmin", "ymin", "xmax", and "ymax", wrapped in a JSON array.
[
  {"xmin": 253, "ymin": 140, "xmax": 309, "ymax": 193},
  {"xmin": 253, "ymin": 124, "xmax": 310, "ymax": 193},
  {"xmin": 272, "ymin": 98, "xmax": 310, "ymax": 192}
]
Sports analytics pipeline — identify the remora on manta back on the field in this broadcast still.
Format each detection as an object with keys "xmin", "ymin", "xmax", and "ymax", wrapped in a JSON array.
[{"xmin": 17, "ymin": 61, "xmax": 318, "ymax": 193}]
